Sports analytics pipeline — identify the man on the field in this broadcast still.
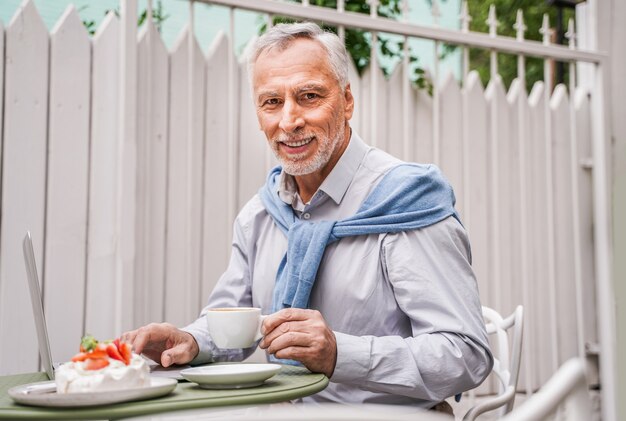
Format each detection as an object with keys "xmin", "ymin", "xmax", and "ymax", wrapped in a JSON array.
[{"xmin": 123, "ymin": 22, "xmax": 492, "ymax": 409}]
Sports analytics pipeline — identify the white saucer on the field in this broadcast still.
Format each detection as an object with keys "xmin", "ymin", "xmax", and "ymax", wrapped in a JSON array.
[
  {"xmin": 181, "ymin": 363, "xmax": 281, "ymax": 389},
  {"xmin": 8, "ymin": 377, "xmax": 177, "ymax": 408}
]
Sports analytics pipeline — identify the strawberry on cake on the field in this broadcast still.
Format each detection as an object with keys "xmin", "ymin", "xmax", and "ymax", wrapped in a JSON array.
[{"xmin": 55, "ymin": 335, "xmax": 150, "ymax": 394}]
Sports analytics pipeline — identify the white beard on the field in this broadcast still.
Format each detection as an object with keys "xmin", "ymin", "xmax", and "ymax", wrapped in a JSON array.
[{"xmin": 271, "ymin": 120, "xmax": 345, "ymax": 176}]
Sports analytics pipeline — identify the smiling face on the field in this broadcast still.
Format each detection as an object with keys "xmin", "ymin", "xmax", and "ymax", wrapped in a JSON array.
[{"xmin": 252, "ymin": 38, "xmax": 354, "ymax": 181}]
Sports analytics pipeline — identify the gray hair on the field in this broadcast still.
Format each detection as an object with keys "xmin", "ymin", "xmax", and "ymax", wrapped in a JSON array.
[{"xmin": 247, "ymin": 22, "xmax": 350, "ymax": 89}]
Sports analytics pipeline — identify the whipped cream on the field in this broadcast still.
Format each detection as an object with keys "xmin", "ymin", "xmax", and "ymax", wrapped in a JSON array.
[{"xmin": 55, "ymin": 354, "xmax": 150, "ymax": 394}]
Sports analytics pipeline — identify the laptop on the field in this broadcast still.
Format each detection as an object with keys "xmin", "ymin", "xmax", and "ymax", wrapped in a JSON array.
[
  {"xmin": 22, "ymin": 232, "xmax": 188, "ymax": 382},
  {"xmin": 23, "ymin": 232, "xmax": 55, "ymax": 381}
]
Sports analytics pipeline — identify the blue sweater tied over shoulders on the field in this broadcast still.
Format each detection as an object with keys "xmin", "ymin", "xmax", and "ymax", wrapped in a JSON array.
[{"xmin": 259, "ymin": 163, "xmax": 460, "ymax": 313}]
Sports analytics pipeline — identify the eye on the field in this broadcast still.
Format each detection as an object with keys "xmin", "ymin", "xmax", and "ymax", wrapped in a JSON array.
[
  {"xmin": 303, "ymin": 92, "xmax": 319, "ymax": 101},
  {"xmin": 263, "ymin": 98, "xmax": 281, "ymax": 106}
]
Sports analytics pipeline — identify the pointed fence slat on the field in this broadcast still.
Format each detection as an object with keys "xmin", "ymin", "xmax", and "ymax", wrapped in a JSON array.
[
  {"xmin": 439, "ymin": 73, "xmax": 464, "ymax": 219},
  {"xmin": 551, "ymin": 85, "xmax": 579, "ymax": 363},
  {"xmin": 485, "ymin": 76, "xmax": 507, "ymax": 315},
  {"xmin": 507, "ymin": 77, "xmax": 533, "ymax": 391},
  {"xmin": 135, "ymin": 21, "xmax": 169, "ymax": 326},
  {"xmin": 464, "ymin": 72, "xmax": 489, "ymax": 310},
  {"xmin": 189, "ymin": 33, "xmax": 206, "ymax": 317},
  {"xmin": 85, "ymin": 12, "xmax": 120, "ymax": 340},
  {"xmin": 404, "ymin": 81, "xmax": 418, "ymax": 162},
  {"xmin": 375, "ymin": 66, "xmax": 389, "ymax": 152},
  {"xmin": 237, "ymin": 49, "xmax": 267, "ymax": 209},
  {"xmin": 226, "ymin": 8, "xmax": 238, "ymax": 245},
  {"xmin": 360, "ymin": 65, "xmax": 388, "ymax": 149},
  {"xmin": 503, "ymin": 80, "xmax": 525, "ymax": 318},
  {"xmin": 166, "ymin": 27, "xmax": 186, "ymax": 324},
  {"xmin": 165, "ymin": 27, "xmax": 206, "ymax": 326},
  {"xmin": 483, "ymin": 76, "xmax": 510, "ymax": 394},
  {"xmin": 414, "ymin": 88, "xmax": 433, "ymax": 163},
  {"xmin": 464, "ymin": 71, "xmax": 492, "ymax": 397},
  {"xmin": 386, "ymin": 66, "xmax": 405, "ymax": 160},
  {"xmin": 528, "ymin": 82, "xmax": 554, "ymax": 386},
  {"xmin": 0, "ymin": 0, "xmax": 49, "ymax": 375},
  {"xmin": 202, "ymin": 32, "xmax": 231, "ymax": 302},
  {"xmin": 44, "ymin": 5, "xmax": 91, "ymax": 364},
  {"xmin": 116, "ymin": 0, "xmax": 138, "ymax": 335}
]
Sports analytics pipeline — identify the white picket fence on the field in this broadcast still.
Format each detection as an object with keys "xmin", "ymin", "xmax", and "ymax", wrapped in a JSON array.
[{"xmin": 0, "ymin": 0, "xmax": 614, "ymax": 417}]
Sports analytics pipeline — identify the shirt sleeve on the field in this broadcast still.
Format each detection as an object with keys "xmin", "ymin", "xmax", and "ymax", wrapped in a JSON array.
[
  {"xmin": 181, "ymin": 211, "xmax": 259, "ymax": 365},
  {"xmin": 330, "ymin": 216, "xmax": 493, "ymax": 402}
]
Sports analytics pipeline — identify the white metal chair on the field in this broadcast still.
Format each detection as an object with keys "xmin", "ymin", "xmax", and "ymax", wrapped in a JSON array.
[
  {"xmin": 463, "ymin": 305, "xmax": 524, "ymax": 421},
  {"xmin": 502, "ymin": 358, "xmax": 591, "ymax": 421}
]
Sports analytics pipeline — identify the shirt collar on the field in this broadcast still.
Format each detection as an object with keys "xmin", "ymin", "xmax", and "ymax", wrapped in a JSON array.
[{"xmin": 277, "ymin": 131, "xmax": 370, "ymax": 206}]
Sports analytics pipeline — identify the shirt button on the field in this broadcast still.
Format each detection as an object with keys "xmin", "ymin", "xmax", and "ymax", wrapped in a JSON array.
[{"xmin": 303, "ymin": 212, "xmax": 311, "ymax": 220}]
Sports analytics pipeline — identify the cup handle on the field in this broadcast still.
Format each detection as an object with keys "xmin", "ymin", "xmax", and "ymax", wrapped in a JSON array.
[{"xmin": 255, "ymin": 315, "xmax": 267, "ymax": 342}]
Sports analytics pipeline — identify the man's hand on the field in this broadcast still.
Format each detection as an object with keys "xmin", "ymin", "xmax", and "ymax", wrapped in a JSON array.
[
  {"xmin": 121, "ymin": 323, "xmax": 199, "ymax": 367},
  {"xmin": 259, "ymin": 308, "xmax": 337, "ymax": 377}
]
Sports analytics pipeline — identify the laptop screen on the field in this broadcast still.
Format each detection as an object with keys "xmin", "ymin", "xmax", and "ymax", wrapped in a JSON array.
[{"xmin": 23, "ymin": 232, "xmax": 55, "ymax": 380}]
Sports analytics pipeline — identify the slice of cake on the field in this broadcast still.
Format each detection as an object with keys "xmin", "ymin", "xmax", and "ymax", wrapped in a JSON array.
[{"xmin": 55, "ymin": 335, "xmax": 150, "ymax": 394}]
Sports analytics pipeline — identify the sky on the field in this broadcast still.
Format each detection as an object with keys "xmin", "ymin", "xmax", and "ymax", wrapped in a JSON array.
[{"xmin": 0, "ymin": 0, "xmax": 462, "ymax": 80}]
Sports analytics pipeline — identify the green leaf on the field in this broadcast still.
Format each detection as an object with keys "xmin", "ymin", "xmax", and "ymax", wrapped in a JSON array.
[{"xmin": 81, "ymin": 335, "xmax": 98, "ymax": 352}]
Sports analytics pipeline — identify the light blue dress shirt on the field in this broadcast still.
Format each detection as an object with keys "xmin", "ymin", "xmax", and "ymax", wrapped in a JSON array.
[{"xmin": 182, "ymin": 132, "xmax": 493, "ymax": 408}]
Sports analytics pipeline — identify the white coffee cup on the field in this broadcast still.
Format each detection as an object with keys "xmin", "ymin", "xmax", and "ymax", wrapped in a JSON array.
[{"xmin": 206, "ymin": 307, "xmax": 266, "ymax": 349}]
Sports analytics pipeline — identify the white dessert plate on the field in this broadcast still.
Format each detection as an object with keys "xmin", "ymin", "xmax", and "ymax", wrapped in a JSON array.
[
  {"xmin": 8, "ymin": 377, "xmax": 177, "ymax": 408},
  {"xmin": 181, "ymin": 363, "xmax": 281, "ymax": 389}
]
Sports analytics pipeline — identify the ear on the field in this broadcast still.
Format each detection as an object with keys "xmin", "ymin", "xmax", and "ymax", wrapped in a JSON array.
[{"xmin": 343, "ymin": 83, "xmax": 354, "ymax": 121}]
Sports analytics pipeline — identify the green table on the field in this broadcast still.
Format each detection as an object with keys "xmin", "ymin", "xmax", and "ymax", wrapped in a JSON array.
[{"xmin": 0, "ymin": 365, "xmax": 328, "ymax": 420}]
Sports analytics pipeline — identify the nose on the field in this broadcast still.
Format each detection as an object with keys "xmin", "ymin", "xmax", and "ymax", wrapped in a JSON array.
[{"xmin": 278, "ymin": 98, "xmax": 305, "ymax": 133}]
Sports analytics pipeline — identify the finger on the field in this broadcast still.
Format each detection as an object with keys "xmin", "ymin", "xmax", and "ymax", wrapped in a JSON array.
[
  {"xmin": 141, "ymin": 350, "xmax": 164, "ymax": 364},
  {"xmin": 265, "ymin": 331, "xmax": 311, "ymax": 355},
  {"xmin": 262, "ymin": 308, "xmax": 315, "ymax": 334},
  {"xmin": 131, "ymin": 325, "xmax": 161, "ymax": 355},
  {"xmin": 273, "ymin": 345, "xmax": 308, "ymax": 361},
  {"xmin": 161, "ymin": 343, "xmax": 194, "ymax": 367},
  {"xmin": 120, "ymin": 330, "xmax": 137, "ymax": 344},
  {"xmin": 260, "ymin": 320, "xmax": 309, "ymax": 348},
  {"xmin": 130, "ymin": 331, "xmax": 150, "ymax": 355}
]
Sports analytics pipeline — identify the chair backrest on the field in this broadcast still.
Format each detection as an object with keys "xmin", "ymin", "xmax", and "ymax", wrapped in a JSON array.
[
  {"xmin": 502, "ymin": 358, "xmax": 591, "ymax": 421},
  {"xmin": 463, "ymin": 305, "xmax": 524, "ymax": 421}
]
